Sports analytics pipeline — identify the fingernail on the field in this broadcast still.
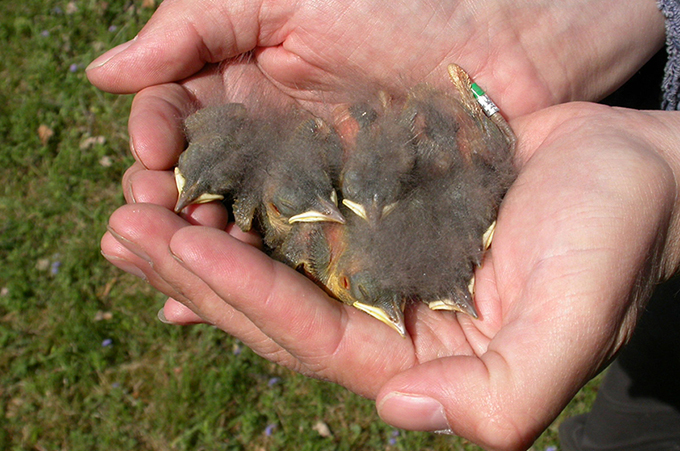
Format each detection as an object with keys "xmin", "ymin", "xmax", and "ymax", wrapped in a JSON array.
[
  {"xmin": 378, "ymin": 393, "xmax": 451, "ymax": 432},
  {"xmin": 129, "ymin": 138, "xmax": 147, "ymax": 169},
  {"xmin": 157, "ymin": 307, "xmax": 175, "ymax": 324},
  {"xmin": 86, "ymin": 36, "xmax": 137, "ymax": 71},
  {"xmin": 126, "ymin": 179, "xmax": 137, "ymax": 204},
  {"xmin": 101, "ymin": 251, "xmax": 148, "ymax": 281},
  {"xmin": 106, "ymin": 225, "xmax": 152, "ymax": 262},
  {"xmin": 169, "ymin": 247, "xmax": 185, "ymax": 265}
]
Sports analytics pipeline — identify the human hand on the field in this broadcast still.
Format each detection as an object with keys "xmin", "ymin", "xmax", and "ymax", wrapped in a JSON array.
[
  {"xmin": 92, "ymin": 1, "xmax": 675, "ymax": 448},
  {"xmin": 86, "ymin": 0, "xmax": 665, "ymax": 119},
  {"xmin": 101, "ymin": 97, "xmax": 680, "ymax": 449}
]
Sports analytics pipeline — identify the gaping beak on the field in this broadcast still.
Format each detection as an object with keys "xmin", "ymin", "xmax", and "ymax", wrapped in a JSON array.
[
  {"xmin": 174, "ymin": 167, "xmax": 224, "ymax": 213},
  {"xmin": 289, "ymin": 193, "xmax": 346, "ymax": 224},
  {"xmin": 353, "ymin": 299, "xmax": 407, "ymax": 337}
]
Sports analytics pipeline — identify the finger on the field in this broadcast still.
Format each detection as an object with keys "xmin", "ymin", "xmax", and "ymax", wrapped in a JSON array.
[
  {"xmin": 106, "ymin": 204, "xmax": 294, "ymax": 359},
  {"xmin": 376, "ymin": 247, "xmax": 639, "ymax": 451},
  {"xmin": 101, "ymin": 230, "xmax": 152, "ymax": 282},
  {"xmin": 86, "ymin": 0, "xmax": 266, "ymax": 93},
  {"xmin": 375, "ymin": 263, "xmax": 612, "ymax": 450},
  {"xmin": 159, "ymin": 297, "xmax": 206, "ymax": 325},
  {"xmin": 122, "ymin": 163, "xmax": 176, "ymax": 207},
  {"xmin": 124, "ymin": 71, "xmax": 291, "ymax": 178},
  {"xmin": 101, "ymin": 227, "xmax": 201, "ymax": 319},
  {"xmin": 169, "ymin": 225, "xmax": 419, "ymax": 397},
  {"xmin": 102, "ymin": 213, "xmax": 198, "ymax": 309},
  {"xmin": 224, "ymin": 223, "xmax": 263, "ymax": 249},
  {"xmin": 121, "ymin": 163, "xmax": 144, "ymax": 204},
  {"xmin": 123, "ymin": 163, "xmax": 231, "ymax": 229},
  {"xmin": 128, "ymin": 84, "xmax": 192, "ymax": 170},
  {"xmin": 377, "ymin": 356, "xmax": 538, "ymax": 451}
]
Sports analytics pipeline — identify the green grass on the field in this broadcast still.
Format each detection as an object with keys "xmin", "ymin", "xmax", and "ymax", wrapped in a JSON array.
[{"xmin": 0, "ymin": 1, "xmax": 601, "ymax": 449}]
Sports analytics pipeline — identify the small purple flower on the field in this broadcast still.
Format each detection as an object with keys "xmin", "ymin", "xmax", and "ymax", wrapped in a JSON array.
[
  {"xmin": 112, "ymin": 382, "xmax": 120, "ymax": 389},
  {"xmin": 388, "ymin": 429, "xmax": 399, "ymax": 445},
  {"xmin": 545, "ymin": 447, "xmax": 557, "ymax": 451},
  {"xmin": 267, "ymin": 377, "xmax": 281, "ymax": 387},
  {"xmin": 108, "ymin": 25, "xmax": 117, "ymax": 32},
  {"xmin": 41, "ymin": 30, "xmax": 50, "ymax": 37},
  {"xmin": 52, "ymin": 6, "xmax": 63, "ymax": 14},
  {"xmin": 264, "ymin": 423, "xmax": 277, "ymax": 436},
  {"xmin": 232, "ymin": 344, "xmax": 241, "ymax": 355},
  {"xmin": 69, "ymin": 63, "xmax": 79, "ymax": 73},
  {"xmin": 102, "ymin": 338, "xmax": 113, "ymax": 347},
  {"xmin": 50, "ymin": 261, "xmax": 61, "ymax": 275}
]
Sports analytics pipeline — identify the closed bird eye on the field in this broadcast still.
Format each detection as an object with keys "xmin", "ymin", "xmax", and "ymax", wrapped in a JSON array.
[{"xmin": 272, "ymin": 194, "xmax": 297, "ymax": 216}]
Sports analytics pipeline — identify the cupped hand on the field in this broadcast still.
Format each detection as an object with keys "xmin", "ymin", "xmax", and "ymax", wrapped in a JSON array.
[
  {"xmin": 87, "ymin": 0, "xmax": 665, "ymax": 118},
  {"xmin": 92, "ymin": 1, "xmax": 677, "ymax": 449},
  {"xmin": 102, "ymin": 87, "xmax": 680, "ymax": 449}
]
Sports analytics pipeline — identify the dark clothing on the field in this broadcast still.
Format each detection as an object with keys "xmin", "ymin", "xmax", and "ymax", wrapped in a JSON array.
[
  {"xmin": 559, "ymin": 279, "xmax": 680, "ymax": 450},
  {"xmin": 661, "ymin": 0, "xmax": 680, "ymax": 110},
  {"xmin": 559, "ymin": 4, "xmax": 680, "ymax": 448}
]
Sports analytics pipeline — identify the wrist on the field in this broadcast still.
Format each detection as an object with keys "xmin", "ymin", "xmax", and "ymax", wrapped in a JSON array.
[
  {"xmin": 632, "ymin": 110, "xmax": 680, "ymax": 278},
  {"xmin": 532, "ymin": 0, "xmax": 665, "ymax": 103}
]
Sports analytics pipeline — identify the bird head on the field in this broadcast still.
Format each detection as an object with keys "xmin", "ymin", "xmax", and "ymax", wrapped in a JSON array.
[
  {"xmin": 330, "ymin": 266, "xmax": 407, "ymax": 337},
  {"xmin": 324, "ymin": 229, "xmax": 407, "ymax": 337},
  {"xmin": 339, "ymin": 104, "xmax": 415, "ymax": 226},
  {"xmin": 264, "ymin": 180, "xmax": 345, "ymax": 227},
  {"xmin": 174, "ymin": 103, "xmax": 253, "ymax": 213},
  {"xmin": 348, "ymin": 271, "xmax": 406, "ymax": 337},
  {"xmin": 174, "ymin": 135, "xmax": 232, "ymax": 213},
  {"xmin": 340, "ymin": 174, "xmax": 398, "ymax": 225},
  {"xmin": 174, "ymin": 166, "xmax": 225, "ymax": 213},
  {"xmin": 260, "ymin": 116, "xmax": 346, "ymax": 238}
]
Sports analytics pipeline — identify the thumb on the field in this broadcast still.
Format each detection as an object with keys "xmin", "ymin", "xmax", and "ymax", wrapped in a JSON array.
[
  {"xmin": 375, "ymin": 356, "xmax": 543, "ymax": 451},
  {"xmin": 86, "ymin": 0, "xmax": 268, "ymax": 93}
]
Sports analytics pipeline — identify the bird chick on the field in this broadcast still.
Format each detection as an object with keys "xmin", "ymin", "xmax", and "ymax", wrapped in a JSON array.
[
  {"xmin": 391, "ymin": 178, "xmax": 488, "ymax": 317},
  {"xmin": 339, "ymin": 99, "xmax": 416, "ymax": 225},
  {"xmin": 324, "ymin": 214, "xmax": 408, "ymax": 336},
  {"xmin": 393, "ymin": 67, "xmax": 515, "ymax": 315},
  {"xmin": 327, "ymin": 69, "xmax": 516, "ymax": 328},
  {"xmin": 276, "ymin": 220, "xmax": 346, "ymax": 292},
  {"xmin": 233, "ymin": 115, "xmax": 345, "ymax": 254},
  {"xmin": 174, "ymin": 103, "xmax": 255, "ymax": 212},
  {"xmin": 331, "ymin": 175, "xmax": 485, "ymax": 324}
]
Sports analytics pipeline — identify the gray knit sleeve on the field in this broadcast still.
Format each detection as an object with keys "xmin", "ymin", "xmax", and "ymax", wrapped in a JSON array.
[{"xmin": 660, "ymin": 0, "xmax": 680, "ymax": 110}]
